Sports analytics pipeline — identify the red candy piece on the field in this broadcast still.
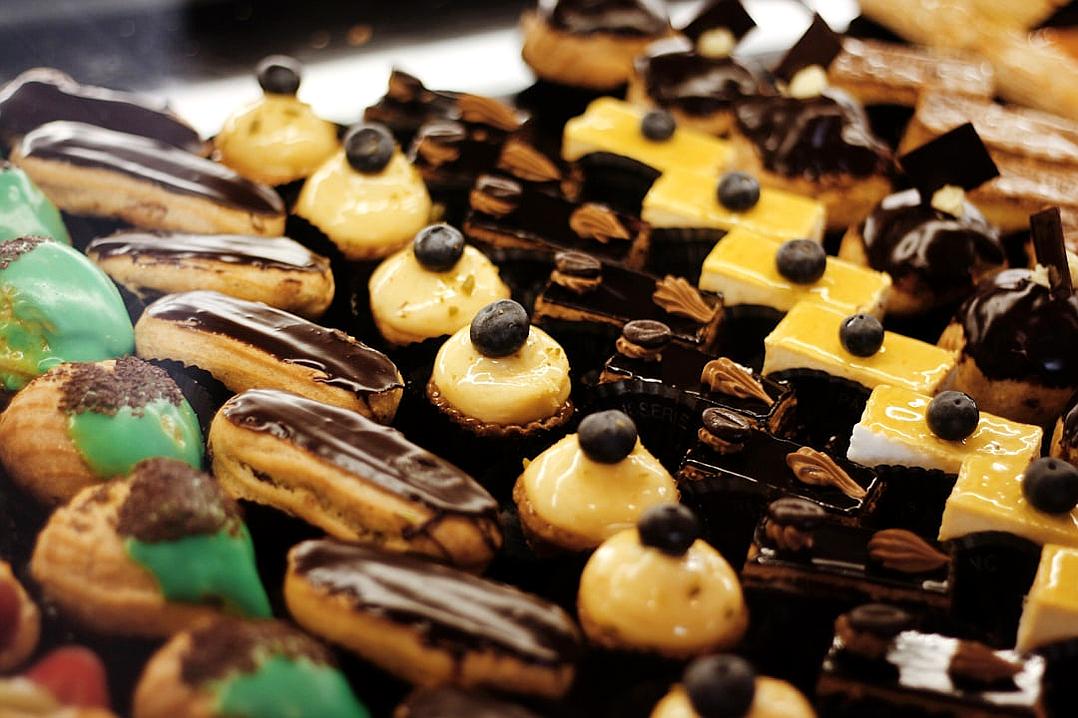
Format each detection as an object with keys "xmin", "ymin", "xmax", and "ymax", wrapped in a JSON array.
[
  {"xmin": 24, "ymin": 646, "xmax": 110, "ymax": 709},
  {"xmin": 0, "ymin": 579, "xmax": 20, "ymax": 649}
]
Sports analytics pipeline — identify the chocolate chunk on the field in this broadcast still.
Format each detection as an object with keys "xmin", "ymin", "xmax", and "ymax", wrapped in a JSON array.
[
  {"xmin": 700, "ymin": 406, "xmax": 753, "ymax": 444},
  {"xmin": 846, "ymin": 603, "xmax": 913, "ymax": 638},
  {"xmin": 681, "ymin": 0, "xmax": 756, "ymax": 43},
  {"xmin": 1030, "ymin": 207, "xmax": 1074, "ymax": 300},
  {"xmin": 59, "ymin": 357, "xmax": 184, "ymax": 417},
  {"xmin": 621, "ymin": 319, "xmax": 672, "ymax": 349},
  {"xmin": 899, "ymin": 122, "xmax": 999, "ymax": 197},
  {"xmin": 0, "ymin": 235, "xmax": 45, "ymax": 270},
  {"xmin": 772, "ymin": 14, "xmax": 843, "ymax": 82},
  {"xmin": 116, "ymin": 459, "xmax": 235, "ymax": 542},
  {"xmin": 181, "ymin": 619, "xmax": 334, "ymax": 687},
  {"xmin": 554, "ymin": 250, "xmax": 602, "ymax": 278}
]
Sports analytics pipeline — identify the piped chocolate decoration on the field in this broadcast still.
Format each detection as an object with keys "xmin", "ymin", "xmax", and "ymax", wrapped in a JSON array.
[
  {"xmin": 0, "ymin": 235, "xmax": 45, "ymax": 270},
  {"xmin": 772, "ymin": 14, "xmax": 843, "ymax": 83},
  {"xmin": 181, "ymin": 619, "xmax": 334, "ymax": 686},
  {"xmin": 59, "ymin": 357, "xmax": 183, "ymax": 417},
  {"xmin": 552, "ymin": 251, "xmax": 603, "ymax": 295},
  {"xmin": 1030, "ymin": 207, "xmax": 1074, "ymax": 300},
  {"xmin": 616, "ymin": 319, "xmax": 671, "ymax": 360},
  {"xmin": 414, "ymin": 121, "xmax": 466, "ymax": 167},
  {"xmin": 948, "ymin": 641, "xmax": 1021, "ymax": 687},
  {"xmin": 698, "ymin": 406, "xmax": 752, "ymax": 454},
  {"xmin": 469, "ymin": 174, "xmax": 522, "ymax": 217},
  {"xmin": 867, "ymin": 529, "xmax": 949, "ymax": 574},
  {"xmin": 543, "ymin": 0, "xmax": 670, "ymax": 37},
  {"xmin": 786, "ymin": 447, "xmax": 867, "ymax": 499},
  {"xmin": 652, "ymin": 275, "xmax": 719, "ymax": 324},
  {"xmin": 116, "ymin": 459, "xmax": 235, "ymax": 543},
  {"xmin": 701, "ymin": 357, "xmax": 773, "ymax": 405},
  {"xmin": 569, "ymin": 203, "xmax": 630, "ymax": 243},
  {"xmin": 898, "ymin": 123, "xmax": 999, "ymax": 200},
  {"xmin": 764, "ymin": 497, "xmax": 825, "ymax": 553},
  {"xmin": 681, "ymin": 0, "xmax": 756, "ymax": 43},
  {"xmin": 497, "ymin": 138, "xmax": 561, "ymax": 183},
  {"xmin": 291, "ymin": 539, "xmax": 580, "ymax": 665},
  {"xmin": 457, "ymin": 95, "xmax": 521, "ymax": 132}
]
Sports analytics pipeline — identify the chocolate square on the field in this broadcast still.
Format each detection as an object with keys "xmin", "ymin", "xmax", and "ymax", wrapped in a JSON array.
[
  {"xmin": 1031, "ymin": 207, "xmax": 1073, "ymax": 299},
  {"xmin": 681, "ymin": 0, "xmax": 757, "ymax": 43},
  {"xmin": 898, "ymin": 122, "xmax": 999, "ymax": 197},
  {"xmin": 772, "ymin": 13, "xmax": 843, "ymax": 82}
]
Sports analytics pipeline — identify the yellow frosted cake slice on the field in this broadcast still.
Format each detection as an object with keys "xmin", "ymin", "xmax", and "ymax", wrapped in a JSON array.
[
  {"xmin": 699, "ymin": 228, "xmax": 890, "ymax": 316},
  {"xmin": 562, "ymin": 97, "xmax": 732, "ymax": 176},
  {"xmin": 847, "ymin": 385, "xmax": 1042, "ymax": 473},
  {"xmin": 762, "ymin": 302, "xmax": 955, "ymax": 393},
  {"xmin": 1016, "ymin": 544, "xmax": 1078, "ymax": 652},
  {"xmin": 939, "ymin": 456, "xmax": 1078, "ymax": 547},
  {"xmin": 642, "ymin": 170, "xmax": 826, "ymax": 242}
]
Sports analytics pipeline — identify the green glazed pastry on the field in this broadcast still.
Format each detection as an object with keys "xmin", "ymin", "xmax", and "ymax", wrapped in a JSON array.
[
  {"xmin": 0, "ymin": 163, "xmax": 70, "ymax": 244},
  {"xmin": 0, "ymin": 236, "xmax": 132, "ymax": 391}
]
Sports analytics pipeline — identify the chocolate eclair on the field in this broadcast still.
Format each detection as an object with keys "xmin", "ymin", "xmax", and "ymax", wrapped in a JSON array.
[
  {"xmin": 135, "ymin": 290, "xmax": 403, "ymax": 421},
  {"xmin": 210, "ymin": 388, "xmax": 502, "ymax": 569},
  {"xmin": 285, "ymin": 538, "xmax": 581, "ymax": 698},
  {"xmin": 12, "ymin": 121, "xmax": 284, "ymax": 236},
  {"xmin": 0, "ymin": 67, "xmax": 206, "ymax": 155},
  {"xmin": 521, "ymin": 0, "xmax": 672, "ymax": 92},
  {"xmin": 364, "ymin": 69, "xmax": 460, "ymax": 145},
  {"xmin": 133, "ymin": 619, "xmax": 369, "ymax": 718},
  {"xmin": 86, "ymin": 231, "xmax": 335, "ymax": 319}
]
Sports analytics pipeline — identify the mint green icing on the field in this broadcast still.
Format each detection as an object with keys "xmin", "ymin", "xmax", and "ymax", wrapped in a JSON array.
[
  {"xmin": 68, "ymin": 397, "xmax": 202, "ymax": 478},
  {"xmin": 215, "ymin": 655, "xmax": 369, "ymax": 718},
  {"xmin": 0, "ymin": 239, "xmax": 133, "ymax": 390},
  {"xmin": 0, "ymin": 167, "xmax": 70, "ymax": 244},
  {"xmin": 126, "ymin": 527, "xmax": 271, "ymax": 618}
]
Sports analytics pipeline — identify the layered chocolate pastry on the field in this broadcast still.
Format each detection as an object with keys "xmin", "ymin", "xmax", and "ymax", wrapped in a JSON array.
[
  {"xmin": 677, "ymin": 415, "xmax": 880, "ymax": 565},
  {"xmin": 0, "ymin": 68, "xmax": 206, "ymax": 155},
  {"xmin": 364, "ymin": 69, "xmax": 460, "ymax": 145},
  {"xmin": 1016, "ymin": 544, "xmax": 1078, "ymax": 716},
  {"xmin": 817, "ymin": 605, "xmax": 1046, "ymax": 717}
]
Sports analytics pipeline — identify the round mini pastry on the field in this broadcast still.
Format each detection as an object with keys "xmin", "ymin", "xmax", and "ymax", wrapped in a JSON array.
[
  {"xmin": 133, "ymin": 618, "xmax": 368, "ymax": 718},
  {"xmin": 513, "ymin": 410, "xmax": 678, "ymax": 551},
  {"xmin": 0, "ymin": 357, "xmax": 203, "ymax": 505},
  {"xmin": 650, "ymin": 654, "xmax": 816, "ymax": 718},
  {"xmin": 0, "ymin": 237, "xmax": 133, "ymax": 392},
  {"xmin": 0, "ymin": 162, "xmax": 70, "ymax": 244},
  {"xmin": 939, "ymin": 268, "xmax": 1078, "ymax": 425},
  {"xmin": 839, "ymin": 188, "xmax": 1004, "ymax": 317},
  {"xmin": 577, "ymin": 504, "xmax": 748, "ymax": 658},
  {"xmin": 521, "ymin": 0, "xmax": 672, "ymax": 91},
  {"xmin": 31, "ymin": 458, "xmax": 271, "ymax": 637},
  {"xmin": 368, "ymin": 224, "xmax": 511, "ymax": 346},
  {"xmin": 428, "ymin": 300, "xmax": 573, "ymax": 436},
  {"xmin": 0, "ymin": 560, "xmax": 40, "ymax": 672},
  {"xmin": 0, "ymin": 646, "xmax": 115, "ymax": 717},
  {"xmin": 214, "ymin": 56, "xmax": 339, "ymax": 186},
  {"xmin": 294, "ymin": 122, "xmax": 432, "ymax": 260}
]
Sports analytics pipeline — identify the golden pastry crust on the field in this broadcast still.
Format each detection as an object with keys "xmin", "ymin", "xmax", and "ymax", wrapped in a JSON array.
[
  {"xmin": 132, "ymin": 632, "xmax": 216, "ymax": 718},
  {"xmin": 208, "ymin": 411, "xmax": 501, "ymax": 570},
  {"xmin": 650, "ymin": 680, "xmax": 817, "ymax": 718},
  {"xmin": 30, "ymin": 481, "xmax": 225, "ymax": 638},
  {"xmin": 0, "ymin": 562, "xmax": 40, "ymax": 672},
  {"xmin": 427, "ymin": 380, "xmax": 574, "ymax": 438}
]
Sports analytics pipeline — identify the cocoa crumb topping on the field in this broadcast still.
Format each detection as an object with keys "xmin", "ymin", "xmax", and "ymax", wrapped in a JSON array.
[{"xmin": 58, "ymin": 357, "xmax": 184, "ymax": 417}]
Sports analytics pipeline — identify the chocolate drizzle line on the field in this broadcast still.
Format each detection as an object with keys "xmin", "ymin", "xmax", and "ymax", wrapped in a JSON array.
[
  {"xmin": 898, "ymin": 122, "xmax": 999, "ymax": 198},
  {"xmin": 181, "ymin": 619, "xmax": 334, "ymax": 687},
  {"xmin": 1031, "ymin": 207, "xmax": 1073, "ymax": 300},
  {"xmin": 772, "ymin": 14, "xmax": 843, "ymax": 82},
  {"xmin": 146, "ymin": 291, "xmax": 401, "ymax": 398},
  {"xmin": 785, "ymin": 447, "xmax": 867, "ymax": 499},
  {"xmin": 0, "ymin": 235, "xmax": 45, "ymax": 270},
  {"xmin": 19, "ymin": 121, "xmax": 283, "ymax": 214},
  {"xmin": 117, "ymin": 459, "xmax": 236, "ymax": 543},
  {"xmin": 867, "ymin": 529, "xmax": 949, "ymax": 574},
  {"xmin": 291, "ymin": 539, "xmax": 581, "ymax": 664},
  {"xmin": 86, "ymin": 231, "xmax": 327, "ymax": 272},
  {"xmin": 59, "ymin": 357, "xmax": 183, "ymax": 417},
  {"xmin": 223, "ymin": 389, "xmax": 496, "ymax": 517}
]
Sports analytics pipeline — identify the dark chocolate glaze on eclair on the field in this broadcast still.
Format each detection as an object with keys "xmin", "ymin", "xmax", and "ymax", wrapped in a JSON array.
[
  {"xmin": 291, "ymin": 538, "xmax": 581, "ymax": 664},
  {"xmin": 87, "ymin": 231, "xmax": 327, "ymax": 272},
  {"xmin": 145, "ymin": 291, "xmax": 401, "ymax": 398},
  {"xmin": 1062, "ymin": 401, "xmax": 1078, "ymax": 449},
  {"xmin": 540, "ymin": 0, "xmax": 669, "ymax": 36},
  {"xmin": 18, "ymin": 121, "xmax": 283, "ymax": 215},
  {"xmin": 221, "ymin": 388, "xmax": 496, "ymax": 517}
]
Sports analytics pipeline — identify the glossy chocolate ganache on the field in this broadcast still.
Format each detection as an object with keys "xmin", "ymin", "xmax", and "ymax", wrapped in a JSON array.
[
  {"xmin": 87, "ymin": 231, "xmax": 327, "ymax": 272},
  {"xmin": 734, "ymin": 90, "xmax": 891, "ymax": 179},
  {"xmin": 291, "ymin": 539, "xmax": 581, "ymax": 664},
  {"xmin": 637, "ymin": 41, "xmax": 771, "ymax": 117},
  {"xmin": 957, "ymin": 268, "xmax": 1078, "ymax": 386},
  {"xmin": 540, "ymin": 0, "xmax": 669, "ymax": 36},
  {"xmin": 859, "ymin": 189, "xmax": 1003, "ymax": 291}
]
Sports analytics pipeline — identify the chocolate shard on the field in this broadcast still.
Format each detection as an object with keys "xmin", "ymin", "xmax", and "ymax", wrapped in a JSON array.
[
  {"xmin": 1030, "ymin": 206, "xmax": 1074, "ymax": 299},
  {"xmin": 681, "ymin": 0, "xmax": 756, "ymax": 43},
  {"xmin": 772, "ymin": 13, "xmax": 843, "ymax": 82},
  {"xmin": 898, "ymin": 122, "xmax": 1000, "ymax": 198}
]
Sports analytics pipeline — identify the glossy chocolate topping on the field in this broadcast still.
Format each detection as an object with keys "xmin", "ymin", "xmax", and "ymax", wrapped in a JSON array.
[
  {"xmin": 145, "ymin": 291, "xmax": 401, "ymax": 398},
  {"xmin": 291, "ymin": 539, "xmax": 581, "ymax": 664},
  {"xmin": 1063, "ymin": 401, "xmax": 1078, "ymax": 449},
  {"xmin": 222, "ymin": 389, "xmax": 496, "ymax": 517},
  {"xmin": 182, "ymin": 619, "xmax": 334, "ymax": 686},
  {"xmin": 957, "ymin": 268, "xmax": 1078, "ymax": 386},
  {"xmin": 399, "ymin": 687, "xmax": 541, "ymax": 718},
  {"xmin": 19, "ymin": 121, "xmax": 283, "ymax": 214},
  {"xmin": 540, "ymin": 0, "xmax": 669, "ymax": 36},
  {"xmin": 117, "ymin": 459, "xmax": 235, "ymax": 543},
  {"xmin": 734, "ymin": 91, "xmax": 891, "ymax": 179},
  {"xmin": 859, "ymin": 189, "xmax": 1002, "ymax": 289},
  {"xmin": 0, "ymin": 68, "xmax": 205, "ymax": 154},
  {"xmin": 637, "ymin": 43, "xmax": 770, "ymax": 116},
  {"xmin": 87, "ymin": 231, "xmax": 326, "ymax": 272}
]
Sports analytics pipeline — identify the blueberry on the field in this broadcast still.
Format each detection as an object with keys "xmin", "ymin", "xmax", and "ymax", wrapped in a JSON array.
[
  {"xmin": 926, "ymin": 391, "xmax": 979, "ymax": 441},
  {"xmin": 717, "ymin": 172, "xmax": 761, "ymax": 212},
  {"xmin": 469, "ymin": 299, "xmax": 530, "ymax": 358},
  {"xmin": 683, "ymin": 654, "xmax": 756, "ymax": 718},
  {"xmin": 1022, "ymin": 457, "xmax": 1078, "ymax": 514},
  {"xmin": 775, "ymin": 239, "xmax": 826, "ymax": 284},
  {"xmin": 413, "ymin": 224, "xmax": 464, "ymax": 272},
  {"xmin": 344, "ymin": 123, "xmax": 395, "ymax": 174},
  {"xmin": 839, "ymin": 313, "xmax": 884, "ymax": 357},
  {"xmin": 637, "ymin": 504, "xmax": 699, "ymax": 556},
  {"xmin": 641, "ymin": 110, "xmax": 676, "ymax": 141},
  {"xmin": 256, "ymin": 55, "xmax": 302, "ymax": 95},
  {"xmin": 578, "ymin": 410, "xmax": 637, "ymax": 463}
]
